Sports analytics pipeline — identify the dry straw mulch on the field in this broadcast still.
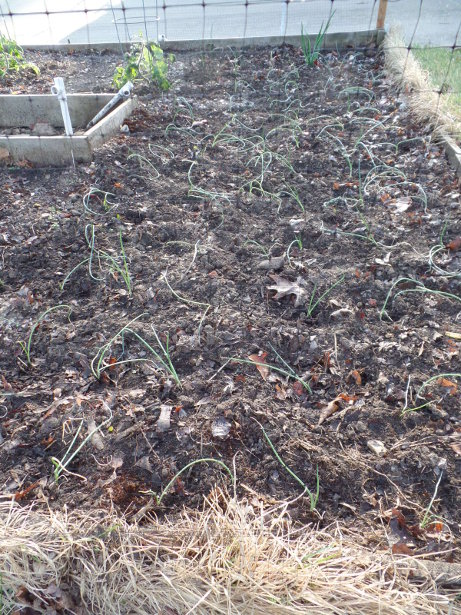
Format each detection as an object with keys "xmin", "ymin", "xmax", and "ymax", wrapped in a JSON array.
[
  {"xmin": 383, "ymin": 28, "xmax": 461, "ymax": 143},
  {"xmin": 0, "ymin": 490, "xmax": 458, "ymax": 614}
]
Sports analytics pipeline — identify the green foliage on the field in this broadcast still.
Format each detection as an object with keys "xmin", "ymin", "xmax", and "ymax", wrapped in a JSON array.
[
  {"xmin": 112, "ymin": 41, "xmax": 173, "ymax": 91},
  {"xmin": 18, "ymin": 305, "xmax": 72, "ymax": 366},
  {"xmin": 0, "ymin": 34, "xmax": 39, "ymax": 78},
  {"xmin": 301, "ymin": 12, "xmax": 335, "ymax": 67}
]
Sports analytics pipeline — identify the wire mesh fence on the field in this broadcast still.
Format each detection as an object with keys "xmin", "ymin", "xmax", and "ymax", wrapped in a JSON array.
[
  {"xmin": 0, "ymin": 0, "xmax": 458, "ymax": 46},
  {"xmin": 1, "ymin": 1, "xmax": 384, "ymax": 46},
  {"xmin": 1, "ymin": 5, "xmax": 461, "ymax": 612},
  {"xmin": 0, "ymin": 0, "xmax": 460, "ymax": 147}
]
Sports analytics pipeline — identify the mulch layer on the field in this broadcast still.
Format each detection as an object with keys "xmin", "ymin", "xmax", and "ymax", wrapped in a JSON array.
[{"xmin": 0, "ymin": 44, "xmax": 460, "ymax": 561}]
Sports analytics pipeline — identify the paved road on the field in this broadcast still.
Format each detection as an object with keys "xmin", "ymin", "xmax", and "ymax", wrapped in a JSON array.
[{"xmin": 0, "ymin": 0, "xmax": 460, "ymax": 47}]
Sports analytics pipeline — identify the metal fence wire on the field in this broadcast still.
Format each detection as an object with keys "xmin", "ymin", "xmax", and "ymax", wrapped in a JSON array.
[{"xmin": 0, "ymin": 0, "xmax": 460, "ymax": 154}]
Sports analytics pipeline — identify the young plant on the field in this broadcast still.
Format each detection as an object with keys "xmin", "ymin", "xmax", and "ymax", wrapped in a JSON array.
[
  {"xmin": 230, "ymin": 350, "xmax": 312, "ymax": 394},
  {"xmin": 286, "ymin": 235, "xmax": 302, "ymax": 268},
  {"xmin": 256, "ymin": 420, "xmax": 319, "ymax": 511},
  {"xmin": 18, "ymin": 305, "xmax": 72, "ymax": 366},
  {"xmin": 420, "ymin": 471, "xmax": 444, "ymax": 530},
  {"xmin": 112, "ymin": 40, "xmax": 173, "ymax": 91},
  {"xmin": 90, "ymin": 314, "xmax": 180, "ymax": 386},
  {"xmin": 60, "ymin": 225, "xmax": 132, "ymax": 296},
  {"xmin": 307, "ymin": 274, "xmax": 345, "ymax": 318},
  {"xmin": 416, "ymin": 373, "xmax": 461, "ymax": 400},
  {"xmin": 428, "ymin": 221, "xmax": 461, "ymax": 278},
  {"xmin": 82, "ymin": 187, "xmax": 117, "ymax": 216},
  {"xmin": 0, "ymin": 34, "xmax": 39, "ymax": 78},
  {"xmin": 278, "ymin": 185, "xmax": 305, "ymax": 219},
  {"xmin": 143, "ymin": 458, "xmax": 234, "ymax": 506},
  {"xmin": 380, "ymin": 277, "xmax": 461, "ymax": 321},
  {"xmin": 51, "ymin": 410, "xmax": 112, "ymax": 482},
  {"xmin": 301, "ymin": 12, "xmax": 335, "ymax": 67}
]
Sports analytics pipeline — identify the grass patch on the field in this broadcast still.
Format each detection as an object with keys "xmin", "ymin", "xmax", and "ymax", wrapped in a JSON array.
[
  {"xmin": 412, "ymin": 47, "xmax": 461, "ymax": 123},
  {"xmin": 0, "ymin": 493, "xmax": 454, "ymax": 614},
  {"xmin": 384, "ymin": 29, "xmax": 461, "ymax": 142}
]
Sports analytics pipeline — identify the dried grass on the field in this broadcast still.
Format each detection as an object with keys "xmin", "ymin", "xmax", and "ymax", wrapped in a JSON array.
[
  {"xmin": 383, "ymin": 28, "xmax": 461, "ymax": 143},
  {"xmin": 0, "ymin": 490, "xmax": 457, "ymax": 614}
]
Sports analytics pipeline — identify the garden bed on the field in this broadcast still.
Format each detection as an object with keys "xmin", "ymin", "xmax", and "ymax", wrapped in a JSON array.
[{"xmin": 0, "ymin": 45, "xmax": 460, "ymax": 611}]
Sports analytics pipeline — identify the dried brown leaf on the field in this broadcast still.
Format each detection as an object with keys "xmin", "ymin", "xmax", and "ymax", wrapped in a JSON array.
[
  {"xmin": 248, "ymin": 352, "xmax": 269, "ymax": 381},
  {"xmin": 450, "ymin": 442, "xmax": 461, "ymax": 456},
  {"xmin": 446, "ymin": 237, "xmax": 461, "ymax": 252},
  {"xmin": 348, "ymin": 369, "xmax": 362, "ymax": 386},
  {"xmin": 267, "ymin": 275, "xmax": 305, "ymax": 307},
  {"xmin": 318, "ymin": 397, "xmax": 341, "ymax": 426},
  {"xmin": 392, "ymin": 542, "xmax": 414, "ymax": 556}
]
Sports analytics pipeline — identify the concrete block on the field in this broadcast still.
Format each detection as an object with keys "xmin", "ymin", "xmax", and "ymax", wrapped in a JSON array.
[{"xmin": 0, "ymin": 94, "xmax": 137, "ymax": 166}]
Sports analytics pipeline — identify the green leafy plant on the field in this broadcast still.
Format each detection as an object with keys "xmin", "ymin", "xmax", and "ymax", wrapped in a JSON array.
[
  {"xmin": 255, "ymin": 420, "xmax": 319, "ymax": 511},
  {"xmin": 286, "ymin": 235, "xmax": 302, "ymax": 268},
  {"xmin": 51, "ymin": 410, "xmax": 112, "ymax": 482},
  {"xmin": 307, "ymin": 274, "xmax": 345, "ymax": 318},
  {"xmin": 420, "ymin": 472, "xmax": 444, "ymax": 529},
  {"xmin": 90, "ymin": 314, "xmax": 180, "ymax": 386},
  {"xmin": 0, "ymin": 34, "xmax": 39, "ymax": 78},
  {"xmin": 428, "ymin": 221, "xmax": 461, "ymax": 278},
  {"xmin": 401, "ymin": 372, "xmax": 461, "ymax": 414},
  {"xmin": 60, "ymin": 224, "xmax": 132, "ymax": 296},
  {"xmin": 301, "ymin": 12, "xmax": 335, "ymax": 67},
  {"xmin": 82, "ymin": 187, "xmax": 117, "ymax": 216},
  {"xmin": 380, "ymin": 277, "xmax": 461, "ymax": 321},
  {"xmin": 112, "ymin": 40, "xmax": 173, "ymax": 91},
  {"xmin": 18, "ymin": 305, "xmax": 72, "ymax": 366},
  {"xmin": 230, "ymin": 349, "xmax": 312, "ymax": 394}
]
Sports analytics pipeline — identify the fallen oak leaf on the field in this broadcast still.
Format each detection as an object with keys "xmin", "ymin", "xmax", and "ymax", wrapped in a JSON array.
[
  {"xmin": 267, "ymin": 274, "xmax": 306, "ymax": 307},
  {"xmin": 248, "ymin": 352, "xmax": 269, "ymax": 381},
  {"xmin": 275, "ymin": 383, "xmax": 288, "ymax": 400},
  {"xmin": 439, "ymin": 377, "xmax": 457, "ymax": 387},
  {"xmin": 292, "ymin": 380, "xmax": 305, "ymax": 397},
  {"xmin": 14, "ymin": 480, "xmax": 40, "ymax": 502},
  {"xmin": 1, "ymin": 374, "xmax": 13, "ymax": 392},
  {"xmin": 337, "ymin": 392, "xmax": 358, "ymax": 402},
  {"xmin": 425, "ymin": 521, "xmax": 444, "ymax": 533}
]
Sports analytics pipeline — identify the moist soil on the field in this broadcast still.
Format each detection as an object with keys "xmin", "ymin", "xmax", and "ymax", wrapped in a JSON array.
[{"xmin": 1, "ymin": 46, "xmax": 460, "ymax": 560}]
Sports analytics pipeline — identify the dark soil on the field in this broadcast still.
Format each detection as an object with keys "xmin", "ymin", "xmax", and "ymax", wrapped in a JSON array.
[{"xmin": 1, "ymin": 46, "xmax": 460, "ymax": 559}]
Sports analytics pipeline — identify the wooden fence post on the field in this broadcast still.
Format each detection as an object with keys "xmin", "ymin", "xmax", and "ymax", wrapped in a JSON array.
[{"xmin": 376, "ymin": 0, "xmax": 388, "ymax": 30}]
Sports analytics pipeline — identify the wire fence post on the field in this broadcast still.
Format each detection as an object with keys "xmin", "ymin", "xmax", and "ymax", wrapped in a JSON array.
[
  {"xmin": 279, "ymin": 0, "xmax": 288, "ymax": 38},
  {"xmin": 376, "ymin": 0, "xmax": 388, "ymax": 30}
]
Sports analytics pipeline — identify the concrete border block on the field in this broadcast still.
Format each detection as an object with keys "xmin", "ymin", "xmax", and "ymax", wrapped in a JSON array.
[
  {"xmin": 441, "ymin": 136, "xmax": 461, "ymax": 178},
  {"xmin": 22, "ymin": 29, "xmax": 383, "ymax": 53},
  {"xmin": 0, "ymin": 95, "xmax": 137, "ymax": 166}
]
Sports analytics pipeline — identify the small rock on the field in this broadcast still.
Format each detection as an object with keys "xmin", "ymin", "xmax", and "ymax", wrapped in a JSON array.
[
  {"xmin": 355, "ymin": 420, "xmax": 367, "ymax": 433},
  {"xmin": 330, "ymin": 307, "xmax": 353, "ymax": 318},
  {"xmin": 367, "ymin": 439, "xmax": 387, "ymax": 457},
  {"xmin": 88, "ymin": 419, "xmax": 104, "ymax": 450},
  {"xmin": 135, "ymin": 455, "xmax": 153, "ymax": 472},
  {"xmin": 156, "ymin": 405, "xmax": 172, "ymax": 432},
  {"xmin": 257, "ymin": 255, "xmax": 285, "ymax": 271},
  {"xmin": 211, "ymin": 416, "xmax": 231, "ymax": 439}
]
